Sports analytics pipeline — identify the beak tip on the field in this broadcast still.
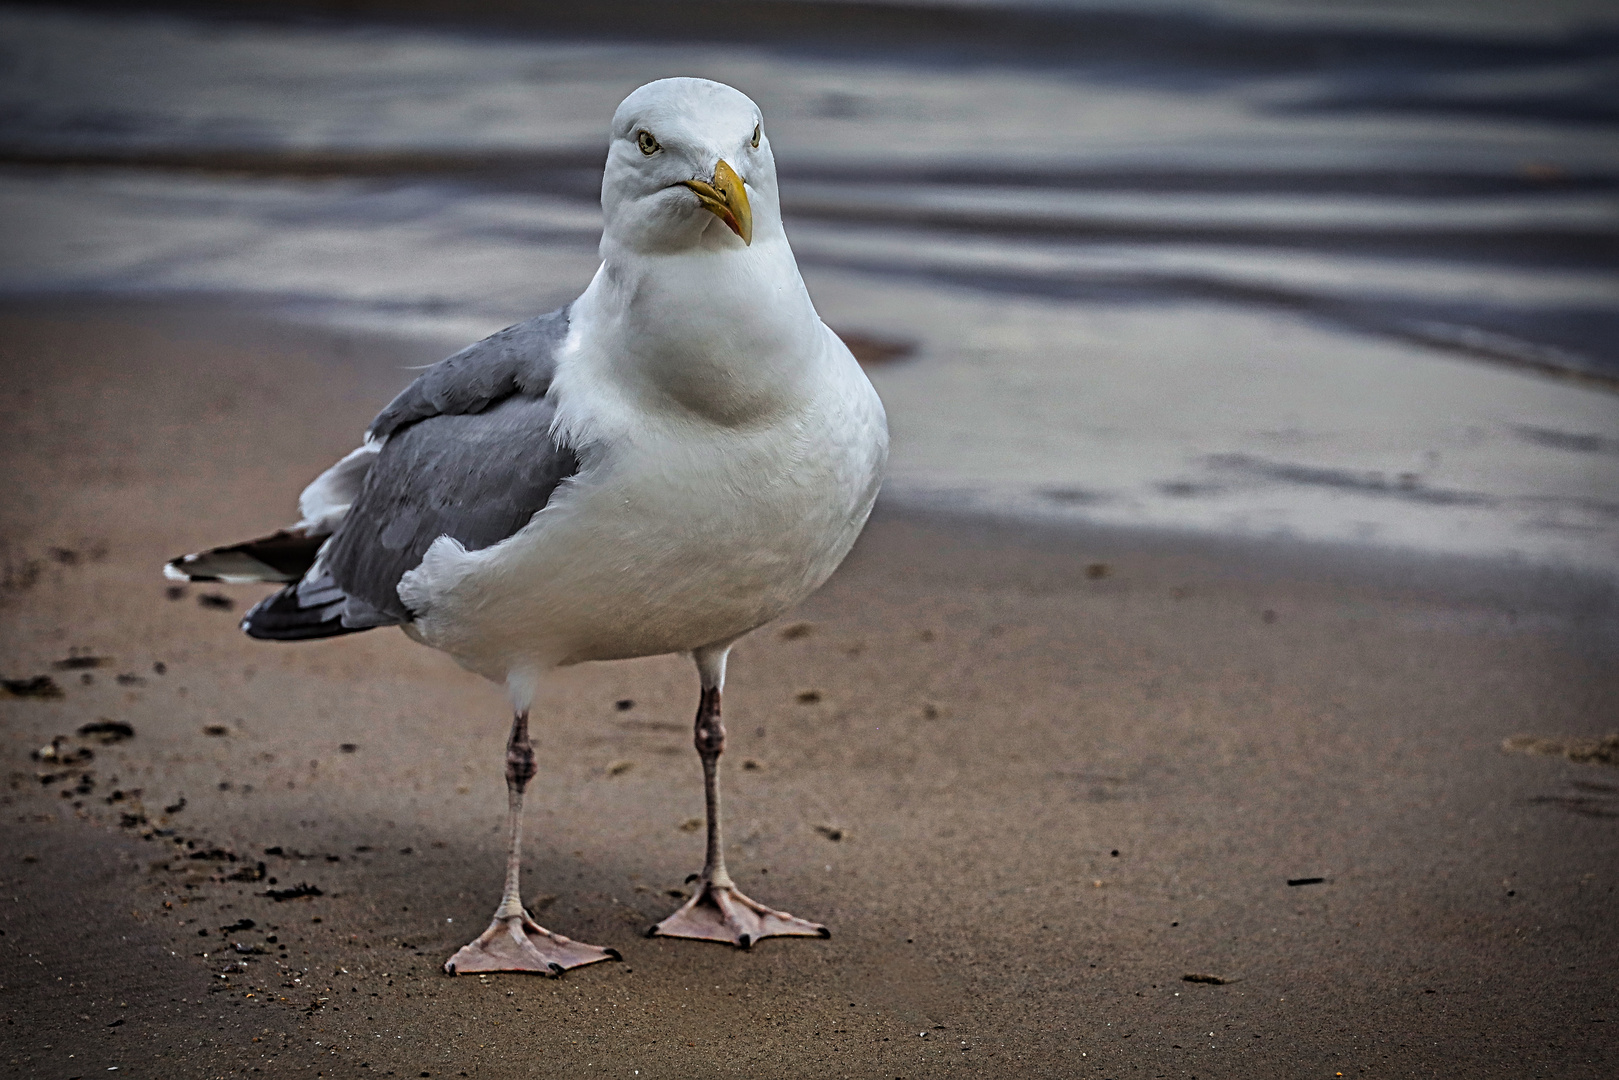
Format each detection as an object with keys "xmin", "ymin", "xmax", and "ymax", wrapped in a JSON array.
[{"xmin": 687, "ymin": 159, "xmax": 753, "ymax": 247}]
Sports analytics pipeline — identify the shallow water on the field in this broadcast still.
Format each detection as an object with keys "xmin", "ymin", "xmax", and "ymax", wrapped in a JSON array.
[{"xmin": 1, "ymin": 2, "xmax": 1615, "ymax": 572}]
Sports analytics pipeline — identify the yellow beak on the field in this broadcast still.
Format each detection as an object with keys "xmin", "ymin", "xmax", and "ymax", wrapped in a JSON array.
[{"xmin": 680, "ymin": 159, "xmax": 753, "ymax": 245}]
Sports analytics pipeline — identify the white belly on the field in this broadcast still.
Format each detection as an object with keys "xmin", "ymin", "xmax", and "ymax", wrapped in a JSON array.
[{"xmin": 397, "ymin": 370, "xmax": 886, "ymax": 681}]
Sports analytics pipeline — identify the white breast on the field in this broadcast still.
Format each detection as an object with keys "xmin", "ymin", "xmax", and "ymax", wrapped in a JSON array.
[{"xmin": 397, "ymin": 250, "xmax": 888, "ymax": 683}]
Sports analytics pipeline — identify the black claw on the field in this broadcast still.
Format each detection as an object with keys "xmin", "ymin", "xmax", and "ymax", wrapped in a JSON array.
[
  {"xmin": 604, "ymin": 947, "xmax": 623, "ymax": 961},
  {"xmin": 445, "ymin": 963, "xmax": 457, "ymax": 976},
  {"xmin": 738, "ymin": 933, "xmax": 752, "ymax": 950},
  {"xmin": 549, "ymin": 962, "xmax": 565, "ymax": 976},
  {"xmin": 645, "ymin": 924, "xmax": 661, "ymax": 938},
  {"xmin": 685, "ymin": 873, "xmax": 700, "ymax": 885},
  {"xmin": 817, "ymin": 926, "xmax": 832, "ymax": 939}
]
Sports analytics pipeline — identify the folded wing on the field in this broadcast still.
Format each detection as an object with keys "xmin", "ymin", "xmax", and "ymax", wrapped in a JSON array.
[
  {"xmin": 322, "ymin": 394, "xmax": 578, "ymax": 623},
  {"xmin": 166, "ymin": 307, "xmax": 577, "ymax": 640}
]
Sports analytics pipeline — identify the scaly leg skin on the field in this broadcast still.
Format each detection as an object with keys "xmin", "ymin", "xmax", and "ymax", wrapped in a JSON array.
[
  {"xmin": 445, "ymin": 711, "xmax": 619, "ymax": 976},
  {"xmin": 651, "ymin": 652, "xmax": 829, "ymax": 948}
]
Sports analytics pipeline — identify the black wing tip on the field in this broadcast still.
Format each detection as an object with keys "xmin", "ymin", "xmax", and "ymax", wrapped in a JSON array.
[
  {"xmin": 164, "ymin": 529, "xmax": 323, "ymax": 584},
  {"xmin": 241, "ymin": 616, "xmax": 373, "ymax": 642},
  {"xmin": 240, "ymin": 584, "xmax": 379, "ymax": 642},
  {"xmin": 165, "ymin": 554, "xmax": 212, "ymax": 582}
]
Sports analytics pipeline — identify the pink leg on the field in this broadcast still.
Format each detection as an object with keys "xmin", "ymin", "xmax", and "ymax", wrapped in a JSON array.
[
  {"xmin": 444, "ymin": 711, "xmax": 619, "ymax": 976},
  {"xmin": 650, "ymin": 664, "xmax": 828, "ymax": 949}
]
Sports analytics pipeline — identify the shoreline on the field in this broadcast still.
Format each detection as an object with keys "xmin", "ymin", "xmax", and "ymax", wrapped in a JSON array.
[{"xmin": 8, "ymin": 291, "xmax": 1618, "ymax": 587}]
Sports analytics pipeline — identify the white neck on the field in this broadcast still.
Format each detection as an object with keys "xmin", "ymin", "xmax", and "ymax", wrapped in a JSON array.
[{"xmin": 571, "ymin": 227, "xmax": 826, "ymax": 429}]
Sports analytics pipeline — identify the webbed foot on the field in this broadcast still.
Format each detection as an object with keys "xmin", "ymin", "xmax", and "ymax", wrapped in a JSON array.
[
  {"xmin": 444, "ymin": 913, "xmax": 619, "ymax": 975},
  {"xmin": 649, "ymin": 883, "xmax": 828, "ymax": 949}
]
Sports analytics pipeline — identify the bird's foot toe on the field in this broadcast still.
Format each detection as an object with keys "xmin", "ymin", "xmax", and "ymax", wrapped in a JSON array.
[{"xmin": 443, "ymin": 914, "xmax": 618, "ymax": 976}]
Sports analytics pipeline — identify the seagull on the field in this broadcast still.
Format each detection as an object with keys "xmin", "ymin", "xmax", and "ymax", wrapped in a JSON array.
[{"xmin": 165, "ymin": 77, "xmax": 888, "ymax": 975}]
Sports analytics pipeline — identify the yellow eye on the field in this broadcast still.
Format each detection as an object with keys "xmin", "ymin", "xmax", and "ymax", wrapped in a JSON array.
[
  {"xmin": 750, "ymin": 123, "xmax": 761, "ymax": 149},
  {"xmin": 636, "ymin": 130, "xmax": 660, "ymax": 155}
]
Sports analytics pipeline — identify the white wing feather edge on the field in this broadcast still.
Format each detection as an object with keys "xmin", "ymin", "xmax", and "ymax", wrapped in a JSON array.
[{"xmin": 296, "ymin": 442, "xmax": 381, "ymax": 534}]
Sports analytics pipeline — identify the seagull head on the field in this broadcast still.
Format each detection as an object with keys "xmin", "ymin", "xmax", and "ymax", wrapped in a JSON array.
[{"xmin": 601, "ymin": 78, "xmax": 779, "ymax": 256}]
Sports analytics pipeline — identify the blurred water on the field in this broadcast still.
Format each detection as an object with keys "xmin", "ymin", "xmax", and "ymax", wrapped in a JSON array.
[{"xmin": 1, "ymin": 3, "xmax": 1615, "ymax": 572}]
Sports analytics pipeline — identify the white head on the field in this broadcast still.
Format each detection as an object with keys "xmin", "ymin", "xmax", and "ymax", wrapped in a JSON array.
[{"xmin": 601, "ymin": 78, "xmax": 779, "ymax": 256}]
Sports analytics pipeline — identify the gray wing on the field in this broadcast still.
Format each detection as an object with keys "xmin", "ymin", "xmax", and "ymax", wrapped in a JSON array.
[
  {"xmin": 322, "ymin": 307, "xmax": 577, "ymax": 622},
  {"xmin": 369, "ymin": 307, "xmax": 570, "ymax": 441}
]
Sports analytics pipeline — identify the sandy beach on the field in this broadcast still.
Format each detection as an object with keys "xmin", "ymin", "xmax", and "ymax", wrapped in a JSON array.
[{"xmin": 2, "ymin": 300, "xmax": 1615, "ymax": 1077}]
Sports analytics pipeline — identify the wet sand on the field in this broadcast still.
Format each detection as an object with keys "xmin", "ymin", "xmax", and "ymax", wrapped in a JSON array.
[{"xmin": 2, "ymin": 300, "xmax": 1617, "ymax": 1078}]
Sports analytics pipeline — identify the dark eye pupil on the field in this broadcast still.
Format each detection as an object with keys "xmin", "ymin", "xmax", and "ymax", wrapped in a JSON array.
[{"xmin": 638, "ymin": 132, "xmax": 657, "ymax": 154}]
